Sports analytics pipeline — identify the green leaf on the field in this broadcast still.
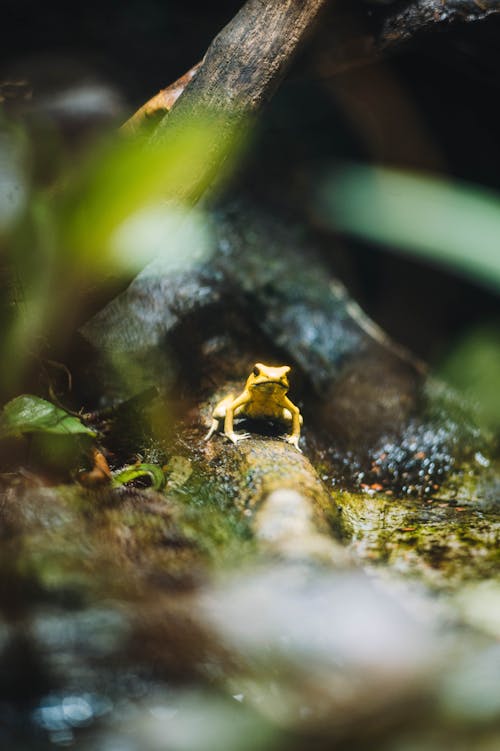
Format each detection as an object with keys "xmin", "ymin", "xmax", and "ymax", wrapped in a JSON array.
[
  {"xmin": 112, "ymin": 463, "xmax": 166, "ymax": 491},
  {"xmin": 320, "ymin": 165, "xmax": 500, "ymax": 291},
  {"xmin": 0, "ymin": 395, "xmax": 96, "ymax": 439}
]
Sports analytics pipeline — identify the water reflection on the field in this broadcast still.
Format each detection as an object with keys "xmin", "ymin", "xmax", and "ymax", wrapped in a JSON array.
[{"xmin": 33, "ymin": 691, "xmax": 112, "ymax": 745}]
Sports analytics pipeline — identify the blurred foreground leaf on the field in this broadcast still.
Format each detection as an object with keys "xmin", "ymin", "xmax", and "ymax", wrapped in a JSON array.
[
  {"xmin": 320, "ymin": 165, "xmax": 500, "ymax": 291},
  {"xmin": 0, "ymin": 395, "xmax": 96, "ymax": 439},
  {"xmin": 1, "ymin": 107, "xmax": 246, "ymax": 396},
  {"xmin": 439, "ymin": 327, "xmax": 500, "ymax": 431},
  {"xmin": 59, "ymin": 109, "xmax": 244, "ymax": 266}
]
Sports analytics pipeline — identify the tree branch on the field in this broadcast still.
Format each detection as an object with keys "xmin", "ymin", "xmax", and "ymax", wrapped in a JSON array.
[
  {"xmin": 126, "ymin": 0, "xmax": 500, "ymax": 129},
  {"xmin": 377, "ymin": 0, "xmax": 500, "ymax": 51},
  {"xmin": 154, "ymin": 0, "xmax": 329, "ymax": 128}
]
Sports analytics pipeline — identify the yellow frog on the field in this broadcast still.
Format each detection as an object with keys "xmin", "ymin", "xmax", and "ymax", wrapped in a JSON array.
[{"xmin": 204, "ymin": 363, "xmax": 303, "ymax": 451}]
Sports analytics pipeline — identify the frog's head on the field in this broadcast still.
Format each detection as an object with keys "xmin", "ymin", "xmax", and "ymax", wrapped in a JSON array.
[{"xmin": 246, "ymin": 363, "xmax": 291, "ymax": 394}]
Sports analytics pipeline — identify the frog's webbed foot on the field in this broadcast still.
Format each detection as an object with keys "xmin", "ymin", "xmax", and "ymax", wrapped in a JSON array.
[
  {"xmin": 285, "ymin": 434, "xmax": 302, "ymax": 452},
  {"xmin": 225, "ymin": 431, "xmax": 251, "ymax": 445}
]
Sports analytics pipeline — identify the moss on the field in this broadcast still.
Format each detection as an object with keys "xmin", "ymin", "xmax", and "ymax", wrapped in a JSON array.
[
  {"xmin": 172, "ymin": 467, "xmax": 257, "ymax": 567},
  {"xmin": 331, "ymin": 484, "xmax": 500, "ymax": 589}
]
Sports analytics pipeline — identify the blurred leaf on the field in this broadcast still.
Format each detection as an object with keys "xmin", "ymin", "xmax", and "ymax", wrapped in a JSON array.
[
  {"xmin": 0, "ymin": 395, "xmax": 96, "ymax": 439},
  {"xmin": 112, "ymin": 463, "xmax": 166, "ymax": 490},
  {"xmin": 1, "ymin": 107, "xmax": 246, "ymax": 395},
  {"xmin": 108, "ymin": 202, "xmax": 214, "ymax": 275},
  {"xmin": 320, "ymin": 165, "xmax": 500, "ymax": 290},
  {"xmin": 438, "ymin": 327, "xmax": 500, "ymax": 430},
  {"xmin": 58, "ymin": 109, "xmax": 244, "ymax": 268}
]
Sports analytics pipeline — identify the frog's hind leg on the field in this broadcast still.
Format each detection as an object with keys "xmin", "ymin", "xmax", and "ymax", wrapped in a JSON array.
[
  {"xmin": 204, "ymin": 394, "xmax": 234, "ymax": 441},
  {"xmin": 204, "ymin": 418, "xmax": 220, "ymax": 442}
]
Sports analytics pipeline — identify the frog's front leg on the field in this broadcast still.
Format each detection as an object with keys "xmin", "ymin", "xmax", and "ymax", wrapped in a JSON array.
[
  {"xmin": 224, "ymin": 391, "xmax": 250, "ymax": 445},
  {"xmin": 283, "ymin": 396, "xmax": 302, "ymax": 452}
]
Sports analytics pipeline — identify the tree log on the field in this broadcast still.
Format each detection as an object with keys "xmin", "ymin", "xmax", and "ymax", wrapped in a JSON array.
[{"xmin": 199, "ymin": 427, "xmax": 348, "ymax": 566}]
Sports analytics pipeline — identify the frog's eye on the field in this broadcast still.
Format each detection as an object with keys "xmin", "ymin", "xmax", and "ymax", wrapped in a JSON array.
[{"xmin": 253, "ymin": 365, "xmax": 261, "ymax": 376}]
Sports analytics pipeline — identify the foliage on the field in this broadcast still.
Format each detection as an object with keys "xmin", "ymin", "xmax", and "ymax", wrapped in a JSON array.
[
  {"xmin": 321, "ymin": 165, "xmax": 500, "ymax": 291},
  {"xmin": 0, "ymin": 394, "xmax": 96, "ymax": 439},
  {"xmin": 0, "ymin": 108, "xmax": 245, "ymax": 398}
]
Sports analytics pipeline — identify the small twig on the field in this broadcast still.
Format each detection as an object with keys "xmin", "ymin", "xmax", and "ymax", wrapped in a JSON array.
[{"xmin": 44, "ymin": 358, "xmax": 73, "ymax": 393}]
